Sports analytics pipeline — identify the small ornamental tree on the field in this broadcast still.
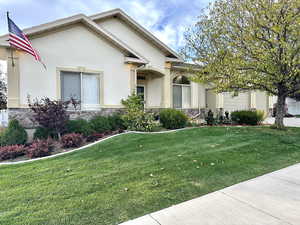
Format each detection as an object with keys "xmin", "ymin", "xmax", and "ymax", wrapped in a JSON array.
[
  {"xmin": 28, "ymin": 97, "xmax": 79, "ymax": 139},
  {"xmin": 121, "ymin": 94, "xmax": 155, "ymax": 131},
  {"xmin": 183, "ymin": 0, "xmax": 300, "ymax": 129}
]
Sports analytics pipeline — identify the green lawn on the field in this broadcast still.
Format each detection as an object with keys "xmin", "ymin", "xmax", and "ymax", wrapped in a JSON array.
[{"xmin": 1, "ymin": 127, "xmax": 300, "ymax": 225}]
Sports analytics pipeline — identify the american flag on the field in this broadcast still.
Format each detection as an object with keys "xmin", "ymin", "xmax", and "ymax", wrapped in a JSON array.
[{"xmin": 7, "ymin": 13, "xmax": 45, "ymax": 68}]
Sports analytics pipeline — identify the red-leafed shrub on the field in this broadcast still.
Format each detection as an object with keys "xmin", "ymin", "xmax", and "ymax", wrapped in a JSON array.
[
  {"xmin": 26, "ymin": 138, "xmax": 54, "ymax": 159},
  {"xmin": 28, "ymin": 97, "xmax": 80, "ymax": 139},
  {"xmin": 86, "ymin": 133, "xmax": 104, "ymax": 142},
  {"xmin": 61, "ymin": 133, "xmax": 84, "ymax": 148},
  {"xmin": 0, "ymin": 145, "xmax": 25, "ymax": 160}
]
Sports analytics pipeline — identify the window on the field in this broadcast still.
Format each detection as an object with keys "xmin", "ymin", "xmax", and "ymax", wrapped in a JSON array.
[
  {"xmin": 61, "ymin": 71, "xmax": 100, "ymax": 110},
  {"xmin": 172, "ymin": 75, "xmax": 191, "ymax": 108}
]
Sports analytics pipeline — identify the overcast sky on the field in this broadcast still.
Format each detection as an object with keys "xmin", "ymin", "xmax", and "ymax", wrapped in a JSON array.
[{"xmin": 0, "ymin": 0, "xmax": 214, "ymax": 51}]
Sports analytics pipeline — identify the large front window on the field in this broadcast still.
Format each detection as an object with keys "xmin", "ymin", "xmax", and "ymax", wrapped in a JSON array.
[
  {"xmin": 172, "ymin": 76, "xmax": 191, "ymax": 108},
  {"xmin": 61, "ymin": 71, "xmax": 100, "ymax": 110}
]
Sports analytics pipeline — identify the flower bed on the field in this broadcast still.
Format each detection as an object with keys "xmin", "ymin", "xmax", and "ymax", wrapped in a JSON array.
[{"xmin": 0, "ymin": 129, "xmax": 125, "ymax": 163}]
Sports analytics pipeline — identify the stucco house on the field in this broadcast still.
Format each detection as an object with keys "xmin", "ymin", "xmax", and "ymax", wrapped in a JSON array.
[{"xmin": 0, "ymin": 9, "xmax": 275, "ymax": 127}]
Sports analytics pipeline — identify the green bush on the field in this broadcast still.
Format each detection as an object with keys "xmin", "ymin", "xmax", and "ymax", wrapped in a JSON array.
[
  {"xmin": 205, "ymin": 110, "xmax": 215, "ymax": 126},
  {"xmin": 159, "ymin": 109, "xmax": 188, "ymax": 129},
  {"xmin": 121, "ymin": 94, "xmax": 155, "ymax": 131},
  {"xmin": 256, "ymin": 110, "xmax": 267, "ymax": 122},
  {"xmin": 231, "ymin": 110, "xmax": 264, "ymax": 125},
  {"xmin": 0, "ymin": 119, "xmax": 27, "ymax": 146},
  {"xmin": 65, "ymin": 119, "xmax": 93, "ymax": 137},
  {"xmin": 107, "ymin": 113, "xmax": 126, "ymax": 130},
  {"xmin": 34, "ymin": 127, "xmax": 58, "ymax": 140},
  {"xmin": 89, "ymin": 116, "xmax": 112, "ymax": 133}
]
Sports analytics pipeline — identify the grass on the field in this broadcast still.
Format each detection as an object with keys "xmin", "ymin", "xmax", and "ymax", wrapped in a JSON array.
[{"xmin": 1, "ymin": 127, "xmax": 300, "ymax": 225}]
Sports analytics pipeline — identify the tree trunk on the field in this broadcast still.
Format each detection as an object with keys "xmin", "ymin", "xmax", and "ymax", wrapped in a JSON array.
[{"xmin": 274, "ymin": 94, "xmax": 286, "ymax": 129}]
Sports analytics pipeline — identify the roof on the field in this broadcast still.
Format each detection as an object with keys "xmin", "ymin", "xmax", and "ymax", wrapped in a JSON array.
[
  {"xmin": 171, "ymin": 62, "xmax": 202, "ymax": 71},
  {"xmin": 0, "ymin": 9, "xmax": 184, "ymax": 63},
  {"xmin": 0, "ymin": 13, "xmax": 148, "ymax": 63},
  {"xmin": 90, "ymin": 8, "xmax": 183, "ymax": 61}
]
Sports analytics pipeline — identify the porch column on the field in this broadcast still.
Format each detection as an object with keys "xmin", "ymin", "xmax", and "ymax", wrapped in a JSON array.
[
  {"xmin": 7, "ymin": 49, "xmax": 20, "ymax": 108},
  {"xmin": 268, "ymin": 95, "xmax": 275, "ymax": 108},
  {"xmin": 163, "ymin": 62, "xmax": 172, "ymax": 108},
  {"xmin": 216, "ymin": 93, "xmax": 224, "ymax": 108},
  {"xmin": 128, "ymin": 63, "xmax": 137, "ymax": 95},
  {"xmin": 250, "ymin": 91, "xmax": 256, "ymax": 109}
]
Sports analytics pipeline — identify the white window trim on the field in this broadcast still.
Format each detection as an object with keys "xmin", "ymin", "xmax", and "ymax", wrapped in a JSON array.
[
  {"xmin": 172, "ymin": 83, "xmax": 192, "ymax": 109},
  {"xmin": 57, "ymin": 67, "xmax": 103, "ymax": 111}
]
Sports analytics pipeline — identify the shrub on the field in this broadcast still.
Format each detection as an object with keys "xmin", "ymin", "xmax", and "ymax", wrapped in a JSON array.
[
  {"xmin": 61, "ymin": 133, "xmax": 84, "ymax": 148},
  {"xmin": 256, "ymin": 110, "xmax": 267, "ymax": 122},
  {"xmin": 231, "ymin": 110, "xmax": 265, "ymax": 125},
  {"xmin": 65, "ymin": 119, "xmax": 93, "ymax": 137},
  {"xmin": 26, "ymin": 138, "xmax": 54, "ymax": 158},
  {"xmin": 28, "ymin": 97, "xmax": 79, "ymax": 139},
  {"xmin": 0, "ymin": 145, "xmax": 25, "ymax": 160},
  {"xmin": 205, "ymin": 110, "xmax": 215, "ymax": 126},
  {"xmin": 107, "ymin": 113, "xmax": 126, "ymax": 130},
  {"xmin": 121, "ymin": 94, "xmax": 155, "ymax": 131},
  {"xmin": 159, "ymin": 109, "xmax": 188, "ymax": 129},
  {"xmin": 86, "ymin": 133, "xmax": 104, "ymax": 142},
  {"xmin": 0, "ymin": 119, "xmax": 27, "ymax": 146},
  {"xmin": 89, "ymin": 116, "xmax": 112, "ymax": 133},
  {"xmin": 225, "ymin": 111, "xmax": 230, "ymax": 120},
  {"xmin": 33, "ymin": 126, "xmax": 58, "ymax": 140}
]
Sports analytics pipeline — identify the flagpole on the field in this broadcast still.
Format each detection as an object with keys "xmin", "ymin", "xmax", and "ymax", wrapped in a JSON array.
[{"xmin": 7, "ymin": 11, "xmax": 15, "ymax": 67}]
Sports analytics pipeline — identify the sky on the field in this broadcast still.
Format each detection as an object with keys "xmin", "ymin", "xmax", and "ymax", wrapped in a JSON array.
[{"xmin": 0, "ymin": 0, "xmax": 214, "ymax": 51}]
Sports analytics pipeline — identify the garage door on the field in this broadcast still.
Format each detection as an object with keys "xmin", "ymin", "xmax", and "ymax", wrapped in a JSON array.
[
  {"xmin": 223, "ymin": 92, "xmax": 250, "ymax": 112},
  {"xmin": 286, "ymin": 97, "xmax": 300, "ymax": 115}
]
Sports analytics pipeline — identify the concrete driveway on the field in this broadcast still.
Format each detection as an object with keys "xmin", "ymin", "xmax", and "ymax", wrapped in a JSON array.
[
  {"xmin": 120, "ymin": 163, "xmax": 300, "ymax": 225},
  {"xmin": 264, "ymin": 117, "xmax": 300, "ymax": 127}
]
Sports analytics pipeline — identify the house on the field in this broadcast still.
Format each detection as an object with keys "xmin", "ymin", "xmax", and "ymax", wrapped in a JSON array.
[{"xmin": 0, "ymin": 9, "xmax": 274, "ymax": 128}]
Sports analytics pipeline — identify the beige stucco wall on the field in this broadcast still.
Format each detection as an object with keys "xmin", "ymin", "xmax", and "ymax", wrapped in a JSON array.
[
  {"xmin": 223, "ymin": 92, "xmax": 250, "ymax": 112},
  {"xmin": 0, "ymin": 47, "xmax": 7, "ymax": 60},
  {"xmin": 147, "ymin": 77, "xmax": 162, "ymax": 107},
  {"xmin": 198, "ymin": 85, "xmax": 206, "ymax": 108},
  {"xmin": 15, "ymin": 24, "xmax": 130, "ymax": 107},
  {"xmin": 97, "ymin": 18, "xmax": 166, "ymax": 70},
  {"xmin": 256, "ymin": 91, "xmax": 268, "ymax": 112},
  {"xmin": 206, "ymin": 90, "xmax": 217, "ymax": 110}
]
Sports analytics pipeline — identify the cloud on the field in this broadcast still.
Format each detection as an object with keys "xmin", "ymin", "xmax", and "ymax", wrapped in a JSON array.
[{"xmin": 0, "ymin": 0, "xmax": 213, "ymax": 50}]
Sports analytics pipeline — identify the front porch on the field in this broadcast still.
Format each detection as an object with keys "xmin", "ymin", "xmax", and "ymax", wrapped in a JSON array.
[
  {"xmin": 135, "ymin": 66, "xmax": 165, "ymax": 109},
  {"xmin": 130, "ymin": 64, "xmax": 199, "ymax": 111}
]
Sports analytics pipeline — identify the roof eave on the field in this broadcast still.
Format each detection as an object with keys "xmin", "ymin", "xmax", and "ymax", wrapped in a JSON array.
[{"xmin": 0, "ymin": 14, "xmax": 147, "ymax": 62}]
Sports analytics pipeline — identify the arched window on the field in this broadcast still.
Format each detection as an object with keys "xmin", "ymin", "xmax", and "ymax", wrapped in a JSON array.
[{"xmin": 172, "ymin": 75, "xmax": 191, "ymax": 108}]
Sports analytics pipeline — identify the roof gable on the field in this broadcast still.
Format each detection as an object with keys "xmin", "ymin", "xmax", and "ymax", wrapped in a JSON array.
[{"xmin": 90, "ymin": 9, "xmax": 183, "ymax": 62}]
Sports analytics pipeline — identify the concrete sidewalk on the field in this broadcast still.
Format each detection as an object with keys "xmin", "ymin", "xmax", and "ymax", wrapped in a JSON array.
[
  {"xmin": 120, "ymin": 163, "xmax": 300, "ymax": 225},
  {"xmin": 264, "ymin": 117, "xmax": 300, "ymax": 127}
]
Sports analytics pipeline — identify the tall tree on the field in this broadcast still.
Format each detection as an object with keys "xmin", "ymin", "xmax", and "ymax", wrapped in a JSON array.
[{"xmin": 183, "ymin": 0, "xmax": 300, "ymax": 128}]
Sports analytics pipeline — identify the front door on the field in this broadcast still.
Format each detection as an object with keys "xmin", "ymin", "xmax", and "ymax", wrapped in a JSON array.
[{"xmin": 137, "ymin": 86, "xmax": 145, "ymax": 102}]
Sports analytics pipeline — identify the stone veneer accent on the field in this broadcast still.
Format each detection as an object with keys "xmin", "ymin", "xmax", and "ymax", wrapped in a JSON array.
[
  {"xmin": 8, "ymin": 108, "xmax": 124, "ymax": 128},
  {"xmin": 8, "ymin": 108, "xmax": 208, "ymax": 128}
]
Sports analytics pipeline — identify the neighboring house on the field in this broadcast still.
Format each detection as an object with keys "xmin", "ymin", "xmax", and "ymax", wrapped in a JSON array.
[{"xmin": 0, "ymin": 9, "xmax": 274, "ymax": 127}]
